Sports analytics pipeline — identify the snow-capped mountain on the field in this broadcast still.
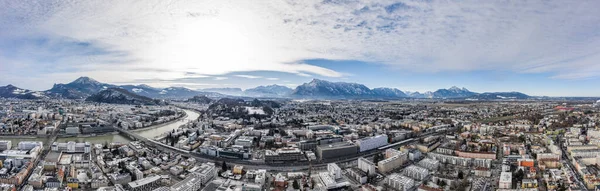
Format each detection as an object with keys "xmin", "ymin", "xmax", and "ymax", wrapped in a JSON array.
[
  {"xmin": 0, "ymin": 85, "xmax": 46, "ymax": 99},
  {"xmin": 371, "ymin": 87, "xmax": 408, "ymax": 98},
  {"xmin": 46, "ymin": 77, "xmax": 116, "ymax": 99},
  {"xmin": 119, "ymin": 84, "xmax": 161, "ymax": 98},
  {"xmin": 200, "ymin": 88, "xmax": 243, "ymax": 96},
  {"xmin": 243, "ymin": 85, "xmax": 293, "ymax": 97},
  {"xmin": 291, "ymin": 79, "xmax": 377, "ymax": 98},
  {"xmin": 44, "ymin": 77, "xmax": 221, "ymax": 99},
  {"xmin": 86, "ymin": 88, "xmax": 161, "ymax": 105},
  {"xmin": 404, "ymin": 91, "xmax": 433, "ymax": 98},
  {"xmin": 0, "ymin": 77, "xmax": 534, "ymax": 100},
  {"xmin": 431, "ymin": 86, "xmax": 477, "ymax": 98}
]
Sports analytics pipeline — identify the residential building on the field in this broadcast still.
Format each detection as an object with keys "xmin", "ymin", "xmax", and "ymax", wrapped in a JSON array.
[{"xmin": 387, "ymin": 173, "xmax": 414, "ymax": 191}]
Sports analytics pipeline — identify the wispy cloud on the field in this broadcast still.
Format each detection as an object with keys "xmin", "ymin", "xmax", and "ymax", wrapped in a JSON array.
[
  {"xmin": 296, "ymin": 73, "xmax": 312, "ymax": 77},
  {"xmin": 266, "ymin": 77, "xmax": 279, "ymax": 80},
  {"xmin": 234, "ymin": 75, "xmax": 262, "ymax": 79},
  {"xmin": 214, "ymin": 77, "xmax": 228, "ymax": 80}
]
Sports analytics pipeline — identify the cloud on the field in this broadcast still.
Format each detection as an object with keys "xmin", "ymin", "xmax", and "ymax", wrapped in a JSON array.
[
  {"xmin": 234, "ymin": 75, "xmax": 262, "ymax": 79},
  {"xmin": 2, "ymin": 0, "xmax": 600, "ymax": 90},
  {"xmin": 214, "ymin": 77, "xmax": 228, "ymax": 80},
  {"xmin": 296, "ymin": 73, "xmax": 312, "ymax": 77},
  {"xmin": 266, "ymin": 77, "xmax": 279, "ymax": 80}
]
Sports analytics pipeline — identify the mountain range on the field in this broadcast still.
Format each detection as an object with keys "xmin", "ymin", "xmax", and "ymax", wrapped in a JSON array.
[
  {"xmin": 0, "ymin": 77, "xmax": 531, "ymax": 101},
  {"xmin": 86, "ymin": 88, "xmax": 162, "ymax": 105},
  {"xmin": 200, "ymin": 85, "xmax": 293, "ymax": 97},
  {"xmin": 290, "ymin": 79, "xmax": 528, "ymax": 99}
]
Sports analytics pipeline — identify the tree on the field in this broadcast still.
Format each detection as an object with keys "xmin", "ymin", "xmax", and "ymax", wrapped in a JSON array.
[
  {"xmin": 221, "ymin": 161, "xmax": 227, "ymax": 172},
  {"xmin": 292, "ymin": 179, "xmax": 300, "ymax": 189},
  {"xmin": 438, "ymin": 180, "xmax": 447, "ymax": 188},
  {"xmin": 519, "ymin": 134, "xmax": 526, "ymax": 143},
  {"xmin": 557, "ymin": 182, "xmax": 567, "ymax": 191},
  {"xmin": 514, "ymin": 169, "xmax": 525, "ymax": 182},
  {"xmin": 373, "ymin": 153, "xmax": 383, "ymax": 164}
]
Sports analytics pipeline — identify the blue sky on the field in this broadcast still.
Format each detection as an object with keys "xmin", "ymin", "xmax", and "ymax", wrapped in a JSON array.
[{"xmin": 1, "ymin": 0, "xmax": 600, "ymax": 96}]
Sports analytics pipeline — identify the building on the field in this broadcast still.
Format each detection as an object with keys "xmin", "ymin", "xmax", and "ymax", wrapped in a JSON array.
[
  {"xmin": 387, "ymin": 173, "xmax": 415, "ymax": 191},
  {"xmin": 417, "ymin": 158, "xmax": 440, "ymax": 171},
  {"xmin": 474, "ymin": 167, "xmax": 492, "ymax": 177},
  {"xmin": 45, "ymin": 178, "xmax": 60, "ymax": 188},
  {"xmin": 51, "ymin": 142, "xmax": 91, "ymax": 153},
  {"xmin": 264, "ymin": 148, "xmax": 305, "ymax": 162},
  {"xmin": 408, "ymin": 149, "xmax": 422, "ymax": 161},
  {"xmin": 234, "ymin": 136, "xmax": 254, "ymax": 148},
  {"xmin": 17, "ymin": 142, "xmax": 42, "ymax": 151},
  {"xmin": 402, "ymin": 165, "xmax": 429, "ymax": 180},
  {"xmin": 127, "ymin": 175, "xmax": 161, "ymax": 191},
  {"xmin": 518, "ymin": 158, "xmax": 535, "ymax": 167},
  {"xmin": 328, "ymin": 163, "xmax": 342, "ymax": 179},
  {"xmin": 0, "ymin": 141, "xmax": 10, "ymax": 151},
  {"xmin": 255, "ymin": 169, "xmax": 267, "ymax": 185},
  {"xmin": 169, "ymin": 172, "xmax": 204, "ymax": 191},
  {"xmin": 455, "ymin": 151, "xmax": 496, "ymax": 160},
  {"xmin": 233, "ymin": 165, "xmax": 243, "ymax": 175},
  {"xmin": 521, "ymin": 179, "xmax": 538, "ymax": 188},
  {"xmin": 379, "ymin": 149, "xmax": 408, "ymax": 173},
  {"xmin": 416, "ymin": 141, "xmax": 440, "ymax": 153},
  {"xmin": 67, "ymin": 178, "xmax": 79, "ymax": 189},
  {"xmin": 110, "ymin": 173, "xmax": 132, "ymax": 185},
  {"xmin": 316, "ymin": 141, "xmax": 358, "ymax": 160},
  {"xmin": 571, "ymin": 149, "xmax": 600, "ymax": 158},
  {"xmin": 428, "ymin": 152, "xmax": 492, "ymax": 168},
  {"xmin": 499, "ymin": 172, "xmax": 512, "ymax": 189},
  {"xmin": 347, "ymin": 168, "xmax": 367, "ymax": 184},
  {"xmin": 298, "ymin": 136, "xmax": 343, "ymax": 151},
  {"xmin": 356, "ymin": 134, "xmax": 388, "ymax": 152},
  {"xmin": 65, "ymin": 126, "xmax": 80, "ymax": 134},
  {"xmin": 195, "ymin": 162, "xmax": 217, "ymax": 185},
  {"xmin": 169, "ymin": 166, "xmax": 184, "ymax": 175},
  {"xmin": 274, "ymin": 173, "xmax": 287, "ymax": 187},
  {"xmin": 357, "ymin": 157, "xmax": 376, "ymax": 176}
]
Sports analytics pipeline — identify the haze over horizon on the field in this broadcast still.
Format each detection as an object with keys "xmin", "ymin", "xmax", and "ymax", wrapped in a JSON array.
[{"xmin": 2, "ymin": 0, "xmax": 600, "ymax": 97}]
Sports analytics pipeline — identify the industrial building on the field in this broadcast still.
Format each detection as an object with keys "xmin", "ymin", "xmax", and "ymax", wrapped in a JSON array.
[
  {"xmin": 316, "ymin": 142, "xmax": 358, "ymax": 160},
  {"xmin": 264, "ymin": 148, "xmax": 305, "ymax": 162}
]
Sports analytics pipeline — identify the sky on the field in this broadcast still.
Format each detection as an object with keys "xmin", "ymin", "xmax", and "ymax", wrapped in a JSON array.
[{"xmin": 1, "ymin": 0, "xmax": 600, "ymax": 97}]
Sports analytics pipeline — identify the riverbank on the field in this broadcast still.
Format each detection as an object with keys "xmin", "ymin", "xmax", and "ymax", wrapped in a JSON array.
[
  {"xmin": 57, "ymin": 131, "xmax": 119, "ymax": 138},
  {"xmin": 133, "ymin": 109, "xmax": 201, "ymax": 139},
  {"xmin": 129, "ymin": 111, "xmax": 189, "ymax": 132},
  {"xmin": 0, "ymin": 135, "xmax": 48, "ymax": 139}
]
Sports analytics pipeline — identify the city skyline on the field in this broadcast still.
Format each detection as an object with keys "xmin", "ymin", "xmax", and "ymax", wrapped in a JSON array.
[{"xmin": 2, "ymin": 0, "xmax": 600, "ymax": 96}]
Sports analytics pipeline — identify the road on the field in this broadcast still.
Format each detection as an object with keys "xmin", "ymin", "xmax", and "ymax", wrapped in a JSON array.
[
  {"xmin": 558, "ymin": 134, "xmax": 588, "ymax": 190},
  {"xmin": 18, "ymin": 130, "xmax": 58, "ymax": 190}
]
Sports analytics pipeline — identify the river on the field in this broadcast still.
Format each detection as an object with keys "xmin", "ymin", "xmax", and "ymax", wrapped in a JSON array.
[{"xmin": 0, "ymin": 109, "xmax": 200, "ymax": 147}]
